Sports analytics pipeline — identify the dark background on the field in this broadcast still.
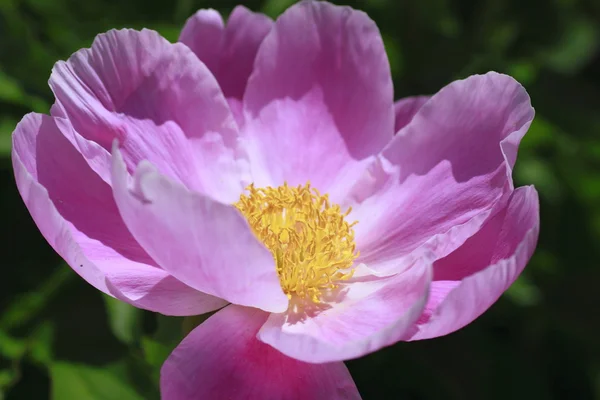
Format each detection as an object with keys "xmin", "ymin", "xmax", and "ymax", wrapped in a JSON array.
[{"xmin": 1, "ymin": 0, "xmax": 600, "ymax": 398}]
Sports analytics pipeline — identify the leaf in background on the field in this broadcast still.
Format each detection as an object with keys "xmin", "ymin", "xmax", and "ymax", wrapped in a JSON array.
[
  {"xmin": 0, "ymin": 264, "xmax": 72, "ymax": 331},
  {"xmin": 0, "ymin": 367, "xmax": 20, "ymax": 398},
  {"xmin": 505, "ymin": 275, "xmax": 543, "ymax": 307},
  {"xmin": 173, "ymin": 0, "xmax": 194, "ymax": 24},
  {"xmin": 141, "ymin": 337, "xmax": 171, "ymax": 371},
  {"xmin": 139, "ymin": 315, "xmax": 185, "ymax": 382},
  {"xmin": 50, "ymin": 362, "xmax": 144, "ymax": 400},
  {"xmin": 0, "ymin": 69, "xmax": 48, "ymax": 112},
  {"xmin": 0, "ymin": 117, "xmax": 18, "ymax": 157},
  {"xmin": 542, "ymin": 17, "xmax": 599, "ymax": 75},
  {"xmin": 0, "ymin": 322, "xmax": 54, "ymax": 395},
  {"xmin": 152, "ymin": 315, "xmax": 184, "ymax": 348},
  {"xmin": 515, "ymin": 157, "xmax": 563, "ymax": 203},
  {"xmin": 382, "ymin": 34, "xmax": 404, "ymax": 77},
  {"xmin": 515, "ymin": 117, "xmax": 568, "ymax": 203},
  {"xmin": 103, "ymin": 296, "xmax": 143, "ymax": 346},
  {"xmin": 261, "ymin": 0, "xmax": 296, "ymax": 18},
  {"xmin": 28, "ymin": 322, "xmax": 55, "ymax": 365},
  {"xmin": 507, "ymin": 60, "xmax": 539, "ymax": 86},
  {"xmin": 0, "ymin": 331, "xmax": 26, "ymax": 360}
]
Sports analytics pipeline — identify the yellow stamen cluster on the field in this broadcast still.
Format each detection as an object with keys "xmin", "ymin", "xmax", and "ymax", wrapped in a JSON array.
[{"xmin": 235, "ymin": 183, "xmax": 359, "ymax": 303}]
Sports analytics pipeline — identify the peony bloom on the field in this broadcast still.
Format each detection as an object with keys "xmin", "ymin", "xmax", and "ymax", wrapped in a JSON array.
[{"xmin": 12, "ymin": 1, "xmax": 539, "ymax": 399}]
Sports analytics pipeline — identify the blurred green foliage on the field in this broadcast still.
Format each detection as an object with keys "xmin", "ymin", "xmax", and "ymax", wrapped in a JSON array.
[{"xmin": 1, "ymin": 0, "xmax": 599, "ymax": 399}]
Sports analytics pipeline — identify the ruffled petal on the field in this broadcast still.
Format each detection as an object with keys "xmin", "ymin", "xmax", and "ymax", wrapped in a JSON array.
[
  {"xmin": 110, "ymin": 145, "xmax": 288, "ymax": 313},
  {"xmin": 241, "ymin": 1, "xmax": 393, "ymax": 191},
  {"xmin": 50, "ymin": 28, "xmax": 243, "ymax": 202},
  {"xmin": 258, "ymin": 260, "xmax": 431, "ymax": 363},
  {"xmin": 105, "ymin": 264, "xmax": 227, "ymax": 316},
  {"xmin": 180, "ymin": 6, "xmax": 272, "ymax": 100},
  {"xmin": 393, "ymin": 95, "xmax": 429, "ymax": 132},
  {"xmin": 12, "ymin": 114, "xmax": 223, "ymax": 316},
  {"xmin": 161, "ymin": 305, "xmax": 360, "ymax": 400},
  {"xmin": 409, "ymin": 186, "xmax": 540, "ymax": 340},
  {"xmin": 350, "ymin": 72, "xmax": 534, "ymax": 275}
]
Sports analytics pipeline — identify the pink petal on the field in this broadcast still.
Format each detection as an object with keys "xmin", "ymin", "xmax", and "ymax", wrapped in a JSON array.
[
  {"xmin": 227, "ymin": 97, "xmax": 245, "ymax": 128},
  {"xmin": 110, "ymin": 145, "xmax": 288, "ymax": 313},
  {"xmin": 161, "ymin": 305, "xmax": 361, "ymax": 400},
  {"xmin": 393, "ymin": 95, "xmax": 430, "ymax": 132},
  {"xmin": 12, "ymin": 114, "xmax": 224, "ymax": 316},
  {"xmin": 241, "ymin": 89, "xmax": 371, "ymax": 197},
  {"xmin": 412, "ymin": 280, "xmax": 461, "ymax": 327},
  {"xmin": 105, "ymin": 264, "xmax": 226, "ymax": 316},
  {"xmin": 350, "ymin": 72, "xmax": 534, "ymax": 275},
  {"xmin": 258, "ymin": 260, "xmax": 431, "ymax": 363},
  {"xmin": 390, "ymin": 73, "xmax": 533, "ymax": 179},
  {"xmin": 50, "ymin": 28, "xmax": 243, "ymax": 202},
  {"xmin": 409, "ymin": 186, "xmax": 540, "ymax": 340},
  {"xmin": 178, "ymin": 9, "xmax": 224, "ymax": 74},
  {"xmin": 53, "ymin": 117, "xmax": 113, "ymax": 184},
  {"xmin": 180, "ymin": 6, "xmax": 272, "ymax": 100},
  {"xmin": 241, "ymin": 1, "xmax": 393, "ymax": 189}
]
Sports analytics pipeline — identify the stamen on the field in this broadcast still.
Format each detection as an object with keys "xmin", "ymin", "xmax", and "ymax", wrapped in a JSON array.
[{"xmin": 234, "ymin": 182, "xmax": 359, "ymax": 303}]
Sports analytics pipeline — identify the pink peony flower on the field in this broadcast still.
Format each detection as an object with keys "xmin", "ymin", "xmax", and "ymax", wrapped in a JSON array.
[{"xmin": 11, "ymin": 1, "xmax": 539, "ymax": 399}]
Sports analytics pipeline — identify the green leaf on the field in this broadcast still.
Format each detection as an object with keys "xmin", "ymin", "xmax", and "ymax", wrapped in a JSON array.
[
  {"xmin": 0, "ymin": 323, "xmax": 53, "ymax": 362},
  {"xmin": 0, "ymin": 323, "xmax": 55, "ymax": 394},
  {"xmin": 0, "ymin": 367, "xmax": 20, "ymax": 394},
  {"xmin": 542, "ymin": 17, "xmax": 599, "ymax": 75},
  {"xmin": 0, "ymin": 117, "xmax": 17, "ymax": 157},
  {"xmin": 103, "ymin": 296, "xmax": 143, "ymax": 345},
  {"xmin": 507, "ymin": 60, "xmax": 539, "ymax": 85},
  {"xmin": 141, "ymin": 337, "xmax": 171, "ymax": 370},
  {"xmin": 382, "ymin": 34, "xmax": 404, "ymax": 77},
  {"xmin": 0, "ymin": 331, "xmax": 26, "ymax": 360},
  {"xmin": 0, "ymin": 264, "xmax": 72, "ymax": 330},
  {"xmin": 153, "ymin": 315, "xmax": 184, "ymax": 347},
  {"xmin": 28, "ymin": 322, "xmax": 55, "ymax": 365},
  {"xmin": 139, "ymin": 315, "xmax": 186, "ymax": 378},
  {"xmin": 50, "ymin": 363, "xmax": 144, "ymax": 400},
  {"xmin": 505, "ymin": 275, "xmax": 543, "ymax": 307},
  {"xmin": 515, "ymin": 157, "xmax": 563, "ymax": 203},
  {"xmin": 0, "ymin": 69, "xmax": 49, "ymax": 112},
  {"xmin": 261, "ymin": 0, "xmax": 296, "ymax": 18}
]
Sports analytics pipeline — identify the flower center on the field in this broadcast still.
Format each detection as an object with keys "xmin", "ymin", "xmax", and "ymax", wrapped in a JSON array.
[{"xmin": 234, "ymin": 183, "xmax": 359, "ymax": 303}]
